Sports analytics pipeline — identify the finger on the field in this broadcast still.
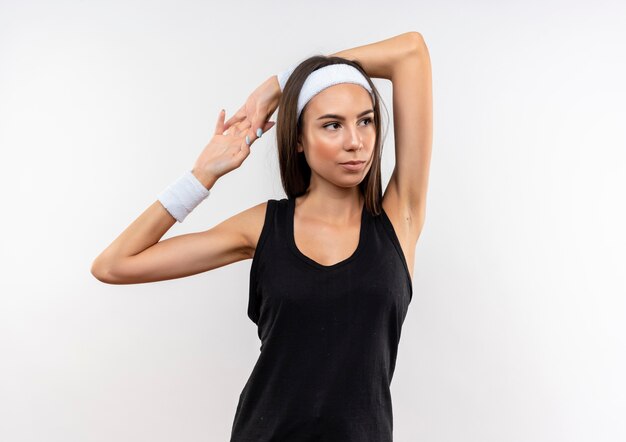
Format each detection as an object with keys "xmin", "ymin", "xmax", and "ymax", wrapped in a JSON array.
[
  {"xmin": 255, "ymin": 121, "xmax": 274, "ymax": 140},
  {"xmin": 263, "ymin": 121, "xmax": 275, "ymax": 132},
  {"xmin": 241, "ymin": 116, "xmax": 259, "ymax": 146},
  {"xmin": 235, "ymin": 119, "xmax": 251, "ymax": 137},
  {"xmin": 214, "ymin": 109, "xmax": 225, "ymax": 135},
  {"xmin": 224, "ymin": 116, "xmax": 245, "ymax": 132},
  {"xmin": 250, "ymin": 116, "xmax": 265, "ymax": 142},
  {"xmin": 239, "ymin": 138, "xmax": 251, "ymax": 155},
  {"xmin": 222, "ymin": 108, "xmax": 235, "ymax": 129},
  {"xmin": 247, "ymin": 117, "xmax": 275, "ymax": 145},
  {"xmin": 223, "ymin": 108, "xmax": 246, "ymax": 131},
  {"xmin": 225, "ymin": 118, "xmax": 250, "ymax": 137}
]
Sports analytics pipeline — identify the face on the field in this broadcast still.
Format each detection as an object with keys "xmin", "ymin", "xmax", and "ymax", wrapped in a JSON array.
[{"xmin": 297, "ymin": 83, "xmax": 376, "ymax": 189}]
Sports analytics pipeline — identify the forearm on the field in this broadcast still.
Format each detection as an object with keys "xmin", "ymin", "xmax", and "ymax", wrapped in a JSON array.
[
  {"xmin": 92, "ymin": 168, "xmax": 218, "ymax": 272},
  {"xmin": 92, "ymin": 201, "xmax": 177, "ymax": 275},
  {"xmin": 330, "ymin": 31, "xmax": 423, "ymax": 80}
]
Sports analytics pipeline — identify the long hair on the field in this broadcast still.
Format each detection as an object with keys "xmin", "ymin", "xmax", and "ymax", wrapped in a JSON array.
[{"xmin": 275, "ymin": 55, "xmax": 388, "ymax": 216}]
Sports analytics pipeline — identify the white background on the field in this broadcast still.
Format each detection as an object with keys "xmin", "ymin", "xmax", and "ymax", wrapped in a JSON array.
[{"xmin": 1, "ymin": 0, "xmax": 625, "ymax": 441}]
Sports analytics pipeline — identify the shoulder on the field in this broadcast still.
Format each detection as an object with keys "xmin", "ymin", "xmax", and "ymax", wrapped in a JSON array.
[{"xmin": 236, "ymin": 199, "xmax": 283, "ymax": 258}]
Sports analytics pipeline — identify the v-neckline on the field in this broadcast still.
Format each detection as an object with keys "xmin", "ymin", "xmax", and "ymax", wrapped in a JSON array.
[{"xmin": 287, "ymin": 197, "xmax": 367, "ymax": 270}]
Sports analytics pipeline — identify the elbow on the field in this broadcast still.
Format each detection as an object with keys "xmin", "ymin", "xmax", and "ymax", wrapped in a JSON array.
[
  {"xmin": 406, "ymin": 32, "xmax": 427, "ymax": 55},
  {"xmin": 408, "ymin": 31, "xmax": 425, "ymax": 43},
  {"xmin": 91, "ymin": 257, "xmax": 140, "ymax": 285},
  {"xmin": 90, "ymin": 257, "xmax": 118, "ymax": 284},
  {"xmin": 91, "ymin": 260, "xmax": 110, "ymax": 284}
]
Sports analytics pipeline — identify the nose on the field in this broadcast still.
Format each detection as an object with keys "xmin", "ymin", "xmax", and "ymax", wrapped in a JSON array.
[{"xmin": 344, "ymin": 126, "xmax": 363, "ymax": 150}]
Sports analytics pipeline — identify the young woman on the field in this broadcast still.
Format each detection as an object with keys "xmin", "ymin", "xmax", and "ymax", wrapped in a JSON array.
[{"xmin": 92, "ymin": 31, "xmax": 432, "ymax": 441}]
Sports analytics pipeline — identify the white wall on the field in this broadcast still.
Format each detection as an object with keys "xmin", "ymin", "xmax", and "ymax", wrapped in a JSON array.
[{"xmin": 1, "ymin": 0, "xmax": 624, "ymax": 441}]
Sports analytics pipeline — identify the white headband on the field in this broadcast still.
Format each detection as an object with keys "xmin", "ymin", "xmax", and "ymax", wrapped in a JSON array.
[{"xmin": 295, "ymin": 64, "xmax": 375, "ymax": 119}]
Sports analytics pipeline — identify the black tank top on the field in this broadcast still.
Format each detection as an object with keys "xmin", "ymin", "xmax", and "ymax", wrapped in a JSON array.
[{"xmin": 230, "ymin": 197, "xmax": 413, "ymax": 441}]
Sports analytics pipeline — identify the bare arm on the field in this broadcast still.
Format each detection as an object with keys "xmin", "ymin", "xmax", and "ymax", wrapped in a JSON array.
[
  {"xmin": 221, "ymin": 32, "xmax": 420, "ymax": 152},
  {"xmin": 330, "ymin": 31, "xmax": 420, "ymax": 81},
  {"xmin": 90, "ymin": 170, "xmax": 220, "ymax": 284},
  {"xmin": 90, "ymin": 198, "xmax": 265, "ymax": 285},
  {"xmin": 333, "ymin": 31, "xmax": 432, "ymax": 227},
  {"xmin": 90, "ymin": 193, "xmax": 201, "ymax": 283},
  {"xmin": 91, "ymin": 111, "xmax": 272, "ymax": 284},
  {"xmin": 92, "ymin": 195, "xmax": 200, "ymax": 270}
]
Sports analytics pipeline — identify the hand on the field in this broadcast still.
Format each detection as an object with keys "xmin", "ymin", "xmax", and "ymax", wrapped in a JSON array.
[
  {"xmin": 222, "ymin": 75, "xmax": 281, "ymax": 145},
  {"xmin": 191, "ymin": 109, "xmax": 274, "ymax": 188}
]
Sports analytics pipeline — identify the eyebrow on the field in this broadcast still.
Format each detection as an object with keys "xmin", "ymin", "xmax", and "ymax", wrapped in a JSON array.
[{"xmin": 316, "ymin": 109, "xmax": 374, "ymax": 121}]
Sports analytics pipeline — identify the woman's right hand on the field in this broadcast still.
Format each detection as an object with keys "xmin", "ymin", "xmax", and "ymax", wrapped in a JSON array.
[
  {"xmin": 191, "ymin": 109, "xmax": 274, "ymax": 189},
  {"xmin": 222, "ymin": 75, "xmax": 281, "ymax": 145}
]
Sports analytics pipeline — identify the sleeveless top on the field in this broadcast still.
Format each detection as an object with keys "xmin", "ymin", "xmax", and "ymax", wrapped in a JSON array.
[{"xmin": 230, "ymin": 197, "xmax": 413, "ymax": 442}]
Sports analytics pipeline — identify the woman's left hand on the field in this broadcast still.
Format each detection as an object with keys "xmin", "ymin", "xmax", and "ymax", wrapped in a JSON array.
[{"xmin": 222, "ymin": 75, "xmax": 281, "ymax": 145}]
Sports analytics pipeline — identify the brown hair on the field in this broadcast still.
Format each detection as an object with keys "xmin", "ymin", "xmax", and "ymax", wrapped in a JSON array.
[{"xmin": 275, "ymin": 55, "xmax": 389, "ymax": 216}]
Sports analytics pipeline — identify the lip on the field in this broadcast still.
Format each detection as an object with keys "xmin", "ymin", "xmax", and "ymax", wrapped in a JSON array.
[{"xmin": 339, "ymin": 160, "xmax": 366, "ymax": 171}]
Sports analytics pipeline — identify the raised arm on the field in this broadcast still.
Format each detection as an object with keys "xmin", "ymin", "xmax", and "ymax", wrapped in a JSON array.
[
  {"xmin": 222, "ymin": 31, "xmax": 433, "ymax": 231},
  {"xmin": 90, "ymin": 113, "xmax": 272, "ymax": 284},
  {"xmin": 331, "ymin": 31, "xmax": 433, "ymax": 231},
  {"xmin": 330, "ymin": 31, "xmax": 418, "ymax": 81}
]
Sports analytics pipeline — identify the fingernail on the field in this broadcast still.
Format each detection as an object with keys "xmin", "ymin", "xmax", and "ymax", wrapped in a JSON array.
[
  {"xmin": 256, "ymin": 128, "xmax": 263, "ymax": 137},
  {"xmin": 246, "ymin": 135, "xmax": 250, "ymax": 145}
]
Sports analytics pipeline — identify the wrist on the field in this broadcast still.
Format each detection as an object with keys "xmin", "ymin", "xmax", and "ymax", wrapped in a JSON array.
[
  {"xmin": 157, "ymin": 170, "xmax": 211, "ymax": 223},
  {"xmin": 277, "ymin": 64, "xmax": 297, "ymax": 91},
  {"xmin": 271, "ymin": 75, "xmax": 282, "ymax": 98},
  {"xmin": 191, "ymin": 169, "xmax": 217, "ymax": 190}
]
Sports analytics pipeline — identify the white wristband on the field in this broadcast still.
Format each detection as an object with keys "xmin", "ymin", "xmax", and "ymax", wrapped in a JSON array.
[
  {"xmin": 277, "ymin": 64, "xmax": 297, "ymax": 91},
  {"xmin": 157, "ymin": 170, "xmax": 211, "ymax": 223}
]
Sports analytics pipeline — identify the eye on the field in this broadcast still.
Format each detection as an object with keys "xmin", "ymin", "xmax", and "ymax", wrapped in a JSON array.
[
  {"xmin": 323, "ymin": 118, "xmax": 374, "ymax": 131},
  {"xmin": 323, "ymin": 122, "xmax": 341, "ymax": 130}
]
